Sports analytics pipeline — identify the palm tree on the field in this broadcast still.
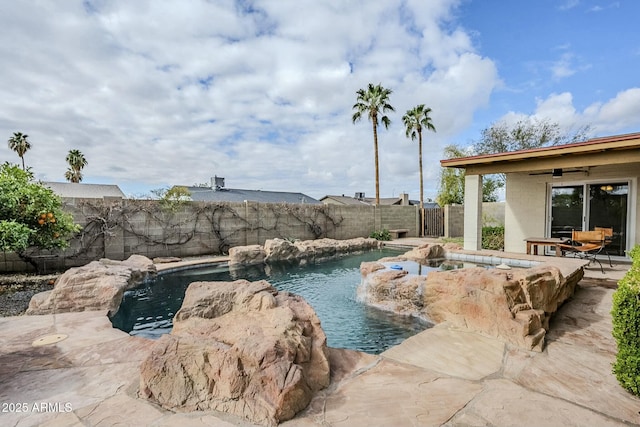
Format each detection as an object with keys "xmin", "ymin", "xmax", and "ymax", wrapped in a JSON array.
[
  {"xmin": 65, "ymin": 149, "xmax": 88, "ymax": 183},
  {"xmin": 402, "ymin": 105, "xmax": 436, "ymax": 209},
  {"xmin": 352, "ymin": 83, "xmax": 394, "ymax": 206},
  {"xmin": 7, "ymin": 132, "xmax": 31, "ymax": 170}
]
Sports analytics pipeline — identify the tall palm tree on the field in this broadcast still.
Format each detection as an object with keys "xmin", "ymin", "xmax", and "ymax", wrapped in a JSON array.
[
  {"xmin": 352, "ymin": 83, "xmax": 394, "ymax": 206},
  {"xmin": 7, "ymin": 132, "xmax": 31, "ymax": 170},
  {"xmin": 65, "ymin": 149, "xmax": 88, "ymax": 183},
  {"xmin": 403, "ymin": 105, "xmax": 436, "ymax": 236}
]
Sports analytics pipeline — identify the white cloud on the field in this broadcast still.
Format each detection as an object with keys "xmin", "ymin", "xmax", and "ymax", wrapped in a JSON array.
[
  {"xmin": 586, "ymin": 88, "xmax": 640, "ymax": 133},
  {"xmin": 502, "ymin": 89, "xmax": 640, "ymax": 137},
  {"xmin": 551, "ymin": 53, "xmax": 578, "ymax": 79},
  {"xmin": 559, "ymin": 0, "xmax": 580, "ymax": 11},
  {"xmin": 588, "ymin": 2, "xmax": 620, "ymax": 13},
  {"xmin": 9, "ymin": 0, "xmax": 637, "ymax": 204},
  {"xmin": 533, "ymin": 92, "xmax": 579, "ymax": 124},
  {"xmin": 549, "ymin": 52, "xmax": 591, "ymax": 80},
  {"xmin": 0, "ymin": 0, "xmax": 504, "ymax": 202}
]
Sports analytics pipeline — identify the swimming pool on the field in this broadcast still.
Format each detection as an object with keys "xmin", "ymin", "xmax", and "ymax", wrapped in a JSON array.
[{"xmin": 110, "ymin": 249, "xmax": 442, "ymax": 354}]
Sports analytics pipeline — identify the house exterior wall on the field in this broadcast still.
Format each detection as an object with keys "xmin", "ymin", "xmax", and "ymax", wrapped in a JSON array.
[
  {"xmin": 574, "ymin": 163, "xmax": 639, "ymax": 251},
  {"xmin": 445, "ymin": 134, "xmax": 640, "ymax": 259},
  {"xmin": 504, "ymin": 163, "xmax": 639, "ymax": 256},
  {"xmin": 504, "ymin": 173, "xmax": 548, "ymax": 253}
]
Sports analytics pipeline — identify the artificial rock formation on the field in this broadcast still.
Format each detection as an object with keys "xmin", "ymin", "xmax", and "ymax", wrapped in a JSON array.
[
  {"xmin": 229, "ymin": 237, "xmax": 382, "ymax": 267},
  {"xmin": 228, "ymin": 244, "xmax": 266, "ymax": 266},
  {"xmin": 401, "ymin": 243, "xmax": 446, "ymax": 263},
  {"xmin": 27, "ymin": 255, "xmax": 156, "ymax": 316},
  {"xmin": 359, "ymin": 244, "xmax": 582, "ymax": 351},
  {"xmin": 139, "ymin": 280, "xmax": 330, "ymax": 426}
]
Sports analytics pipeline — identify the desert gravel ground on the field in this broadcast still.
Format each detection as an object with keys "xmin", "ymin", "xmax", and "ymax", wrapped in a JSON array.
[{"xmin": 0, "ymin": 273, "xmax": 58, "ymax": 316}]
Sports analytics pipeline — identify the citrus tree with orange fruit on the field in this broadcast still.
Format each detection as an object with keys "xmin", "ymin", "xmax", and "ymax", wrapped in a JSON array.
[{"xmin": 0, "ymin": 162, "xmax": 80, "ymax": 266}]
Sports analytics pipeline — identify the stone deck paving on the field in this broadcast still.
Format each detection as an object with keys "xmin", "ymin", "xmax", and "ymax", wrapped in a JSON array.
[{"xmin": 1, "ymin": 241, "xmax": 638, "ymax": 426}]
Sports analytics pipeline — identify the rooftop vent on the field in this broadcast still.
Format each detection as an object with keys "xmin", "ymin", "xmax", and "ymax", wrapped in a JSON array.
[
  {"xmin": 212, "ymin": 176, "xmax": 225, "ymax": 191},
  {"xmin": 355, "ymin": 192, "xmax": 365, "ymax": 199}
]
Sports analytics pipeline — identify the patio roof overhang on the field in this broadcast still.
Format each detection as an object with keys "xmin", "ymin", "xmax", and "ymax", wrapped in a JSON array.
[{"xmin": 440, "ymin": 132, "xmax": 640, "ymax": 175}]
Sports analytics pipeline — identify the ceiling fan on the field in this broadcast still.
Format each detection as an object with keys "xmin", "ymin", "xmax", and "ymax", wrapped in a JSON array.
[{"xmin": 528, "ymin": 168, "xmax": 589, "ymax": 178}]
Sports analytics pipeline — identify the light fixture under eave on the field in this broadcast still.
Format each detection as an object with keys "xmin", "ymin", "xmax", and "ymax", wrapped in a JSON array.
[{"xmin": 552, "ymin": 168, "xmax": 563, "ymax": 178}]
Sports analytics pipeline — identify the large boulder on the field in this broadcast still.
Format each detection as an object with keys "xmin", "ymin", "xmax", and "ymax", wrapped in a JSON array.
[
  {"xmin": 27, "ymin": 255, "xmax": 156, "ymax": 316},
  {"xmin": 359, "ymin": 258, "xmax": 581, "ymax": 351},
  {"xmin": 402, "ymin": 243, "xmax": 445, "ymax": 263},
  {"xmin": 229, "ymin": 244, "xmax": 266, "ymax": 266},
  {"xmin": 293, "ymin": 238, "xmax": 338, "ymax": 260},
  {"xmin": 264, "ymin": 239, "xmax": 301, "ymax": 262},
  {"xmin": 139, "ymin": 280, "xmax": 330, "ymax": 426}
]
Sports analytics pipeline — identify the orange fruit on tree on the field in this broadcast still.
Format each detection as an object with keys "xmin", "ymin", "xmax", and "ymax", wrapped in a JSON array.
[
  {"xmin": 47, "ymin": 212, "xmax": 54, "ymax": 218},
  {"xmin": 38, "ymin": 219, "xmax": 45, "ymax": 225}
]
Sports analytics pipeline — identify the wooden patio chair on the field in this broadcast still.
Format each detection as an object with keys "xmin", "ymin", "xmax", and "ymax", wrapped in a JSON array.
[{"xmin": 557, "ymin": 229, "xmax": 607, "ymax": 273}]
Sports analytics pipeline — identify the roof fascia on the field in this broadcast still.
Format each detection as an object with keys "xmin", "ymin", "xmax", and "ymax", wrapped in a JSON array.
[
  {"xmin": 464, "ymin": 149, "xmax": 640, "ymax": 175},
  {"xmin": 441, "ymin": 134, "xmax": 640, "ymax": 170}
]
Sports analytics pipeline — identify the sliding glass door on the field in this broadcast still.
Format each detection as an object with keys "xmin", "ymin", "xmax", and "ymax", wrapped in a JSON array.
[
  {"xmin": 550, "ymin": 186, "xmax": 583, "ymax": 241},
  {"xmin": 587, "ymin": 183, "xmax": 628, "ymax": 256},
  {"xmin": 550, "ymin": 182, "xmax": 628, "ymax": 256}
]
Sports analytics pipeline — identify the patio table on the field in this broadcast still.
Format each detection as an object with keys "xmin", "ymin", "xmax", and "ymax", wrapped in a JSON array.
[{"xmin": 525, "ymin": 237, "xmax": 570, "ymax": 257}]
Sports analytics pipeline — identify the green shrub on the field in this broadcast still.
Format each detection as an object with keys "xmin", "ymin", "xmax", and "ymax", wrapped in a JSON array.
[
  {"xmin": 151, "ymin": 186, "xmax": 192, "ymax": 212},
  {"xmin": 0, "ymin": 162, "xmax": 80, "ymax": 253},
  {"xmin": 612, "ymin": 245, "xmax": 640, "ymax": 396},
  {"xmin": 441, "ymin": 237, "xmax": 463, "ymax": 246},
  {"xmin": 369, "ymin": 229, "xmax": 391, "ymax": 241},
  {"xmin": 482, "ymin": 226, "xmax": 504, "ymax": 250}
]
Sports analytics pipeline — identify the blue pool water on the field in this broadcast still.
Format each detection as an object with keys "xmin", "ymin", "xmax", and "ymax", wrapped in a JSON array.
[{"xmin": 110, "ymin": 249, "xmax": 457, "ymax": 354}]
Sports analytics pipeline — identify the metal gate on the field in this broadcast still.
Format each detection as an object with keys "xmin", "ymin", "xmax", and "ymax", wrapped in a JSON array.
[{"xmin": 422, "ymin": 208, "xmax": 444, "ymax": 237}]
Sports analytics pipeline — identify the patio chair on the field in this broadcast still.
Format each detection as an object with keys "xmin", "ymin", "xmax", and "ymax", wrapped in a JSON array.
[
  {"xmin": 557, "ymin": 229, "xmax": 607, "ymax": 273},
  {"xmin": 594, "ymin": 226, "xmax": 614, "ymax": 267}
]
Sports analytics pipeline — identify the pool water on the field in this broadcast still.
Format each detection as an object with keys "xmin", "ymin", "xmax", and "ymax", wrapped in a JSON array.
[{"xmin": 111, "ymin": 249, "xmax": 445, "ymax": 354}]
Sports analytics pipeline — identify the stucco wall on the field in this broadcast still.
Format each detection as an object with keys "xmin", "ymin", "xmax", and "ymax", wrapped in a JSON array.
[
  {"xmin": 504, "ymin": 164, "xmax": 639, "ymax": 256},
  {"xmin": 504, "ymin": 174, "xmax": 548, "ymax": 253}
]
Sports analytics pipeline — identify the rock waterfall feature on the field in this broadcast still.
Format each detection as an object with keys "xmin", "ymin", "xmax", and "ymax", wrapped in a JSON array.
[{"xmin": 359, "ymin": 244, "xmax": 583, "ymax": 351}]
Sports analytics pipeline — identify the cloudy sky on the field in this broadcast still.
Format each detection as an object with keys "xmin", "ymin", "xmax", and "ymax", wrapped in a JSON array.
[{"xmin": 1, "ymin": 0, "xmax": 639, "ymax": 201}]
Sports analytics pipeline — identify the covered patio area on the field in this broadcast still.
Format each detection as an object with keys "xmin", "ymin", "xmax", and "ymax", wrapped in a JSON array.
[{"xmin": 441, "ymin": 132, "xmax": 640, "ymax": 261}]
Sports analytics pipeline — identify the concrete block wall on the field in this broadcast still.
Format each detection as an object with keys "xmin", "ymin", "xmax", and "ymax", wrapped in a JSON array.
[
  {"xmin": 443, "ymin": 203, "xmax": 505, "ymax": 239},
  {"xmin": 0, "ymin": 252, "xmax": 32, "ymax": 273},
  {"xmin": 1, "ymin": 199, "xmax": 420, "ymax": 273},
  {"xmin": 328, "ymin": 205, "xmax": 375, "ymax": 239},
  {"xmin": 378, "ymin": 206, "xmax": 420, "ymax": 236}
]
